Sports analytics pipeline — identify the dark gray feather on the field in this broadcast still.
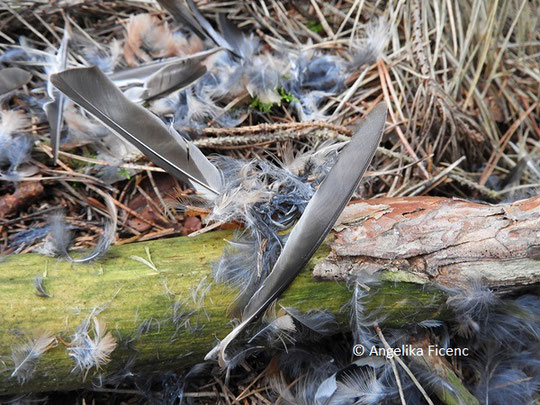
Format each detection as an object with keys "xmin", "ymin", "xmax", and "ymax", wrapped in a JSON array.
[
  {"xmin": 142, "ymin": 58, "xmax": 206, "ymax": 100},
  {"xmin": 44, "ymin": 94, "xmax": 65, "ymax": 163},
  {"xmin": 217, "ymin": 14, "xmax": 246, "ymax": 57},
  {"xmin": 50, "ymin": 66, "xmax": 222, "ymax": 196},
  {"xmin": 242, "ymin": 103, "xmax": 387, "ymax": 320},
  {"xmin": 0, "ymin": 67, "xmax": 32, "ymax": 97},
  {"xmin": 157, "ymin": 0, "xmax": 239, "ymax": 57},
  {"xmin": 206, "ymin": 103, "xmax": 387, "ymax": 365},
  {"xmin": 157, "ymin": 0, "xmax": 207, "ymax": 39},
  {"xmin": 186, "ymin": 0, "xmax": 237, "ymax": 55}
]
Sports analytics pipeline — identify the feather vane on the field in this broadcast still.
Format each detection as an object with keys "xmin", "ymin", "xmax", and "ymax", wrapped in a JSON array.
[{"xmin": 51, "ymin": 66, "xmax": 222, "ymax": 196}]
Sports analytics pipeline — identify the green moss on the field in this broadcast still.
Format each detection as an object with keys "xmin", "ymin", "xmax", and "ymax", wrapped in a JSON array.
[
  {"xmin": 250, "ymin": 97, "xmax": 275, "ymax": 113},
  {"xmin": 249, "ymin": 89, "xmax": 300, "ymax": 113},
  {"xmin": 0, "ymin": 230, "xmax": 450, "ymax": 393},
  {"xmin": 307, "ymin": 20, "xmax": 324, "ymax": 33},
  {"xmin": 279, "ymin": 88, "xmax": 299, "ymax": 103},
  {"xmin": 118, "ymin": 168, "xmax": 131, "ymax": 179}
]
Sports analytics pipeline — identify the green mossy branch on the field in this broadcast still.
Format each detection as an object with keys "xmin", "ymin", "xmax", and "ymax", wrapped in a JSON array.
[{"xmin": 0, "ymin": 230, "xmax": 447, "ymax": 394}]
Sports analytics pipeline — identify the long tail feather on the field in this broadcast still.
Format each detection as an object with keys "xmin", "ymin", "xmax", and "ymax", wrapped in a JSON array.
[
  {"xmin": 243, "ymin": 103, "xmax": 387, "ymax": 319},
  {"xmin": 206, "ymin": 103, "xmax": 387, "ymax": 366},
  {"xmin": 51, "ymin": 66, "xmax": 222, "ymax": 196}
]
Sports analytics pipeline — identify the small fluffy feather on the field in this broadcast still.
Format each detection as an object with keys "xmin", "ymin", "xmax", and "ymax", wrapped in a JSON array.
[
  {"xmin": 37, "ymin": 211, "xmax": 72, "ymax": 259},
  {"xmin": 33, "ymin": 275, "xmax": 52, "ymax": 298},
  {"xmin": 0, "ymin": 110, "xmax": 31, "ymax": 169},
  {"xmin": 248, "ymin": 310, "xmax": 296, "ymax": 346},
  {"xmin": 330, "ymin": 367, "xmax": 386, "ymax": 404},
  {"xmin": 5, "ymin": 135, "xmax": 33, "ymax": 173},
  {"xmin": 123, "ymin": 14, "xmax": 202, "ymax": 66},
  {"xmin": 268, "ymin": 349, "xmax": 343, "ymax": 405},
  {"xmin": 348, "ymin": 276, "xmax": 380, "ymax": 349},
  {"xmin": 245, "ymin": 54, "xmax": 286, "ymax": 104},
  {"xmin": 68, "ymin": 316, "xmax": 117, "ymax": 376},
  {"xmin": 446, "ymin": 280, "xmax": 499, "ymax": 318},
  {"xmin": 169, "ymin": 299, "xmax": 195, "ymax": 340},
  {"xmin": 84, "ymin": 39, "xmax": 122, "ymax": 74},
  {"xmin": 196, "ymin": 52, "xmax": 248, "ymax": 101},
  {"xmin": 10, "ymin": 333, "xmax": 56, "ymax": 383},
  {"xmin": 0, "ymin": 110, "xmax": 28, "ymax": 138},
  {"xmin": 165, "ymin": 89, "xmax": 227, "ymax": 130},
  {"xmin": 349, "ymin": 17, "xmax": 391, "ymax": 67},
  {"xmin": 470, "ymin": 345, "xmax": 540, "ymax": 405},
  {"xmin": 70, "ymin": 193, "xmax": 117, "ymax": 263},
  {"xmin": 298, "ymin": 55, "xmax": 344, "ymax": 92},
  {"xmin": 445, "ymin": 280, "xmax": 499, "ymax": 337},
  {"xmin": 37, "ymin": 197, "xmax": 115, "ymax": 263},
  {"xmin": 283, "ymin": 52, "xmax": 346, "ymax": 121}
]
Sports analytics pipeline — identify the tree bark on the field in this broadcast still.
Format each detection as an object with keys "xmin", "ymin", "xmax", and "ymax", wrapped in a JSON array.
[
  {"xmin": 0, "ymin": 196, "xmax": 538, "ymax": 394},
  {"xmin": 315, "ymin": 195, "xmax": 540, "ymax": 290}
]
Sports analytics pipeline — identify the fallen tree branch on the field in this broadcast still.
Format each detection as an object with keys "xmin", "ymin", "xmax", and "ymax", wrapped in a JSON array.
[
  {"xmin": 315, "ymin": 195, "xmax": 540, "ymax": 289},
  {"xmin": 0, "ymin": 182, "xmax": 44, "ymax": 218},
  {"xmin": 0, "ymin": 196, "xmax": 538, "ymax": 394}
]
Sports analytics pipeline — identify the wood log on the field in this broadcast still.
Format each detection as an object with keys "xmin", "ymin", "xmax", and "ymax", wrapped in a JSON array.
[
  {"xmin": 316, "ymin": 195, "xmax": 540, "ymax": 289},
  {"xmin": 0, "ymin": 196, "xmax": 538, "ymax": 394}
]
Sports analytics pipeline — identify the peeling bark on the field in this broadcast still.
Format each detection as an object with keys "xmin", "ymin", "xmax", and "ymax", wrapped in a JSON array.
[{"xmin": 314, "ymin": 196, "xmax": 540, "ymax": 290}]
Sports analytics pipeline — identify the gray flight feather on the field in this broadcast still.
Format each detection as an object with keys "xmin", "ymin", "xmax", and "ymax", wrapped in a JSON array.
[
  {"xmin": 44, "ymin": 23, "xmax": 70, "ymax": 164},
  {"xmin": 110, "ymin": 48, "xmax": 222, "ymax": 100},
  {"xmin": 157, "ymin": 0, "xmax": 206, "ymax": 39},
  {"xmin": 0, "ymin": 67, "xmax": 32, "ymax": 97},
  {"xmin": 206, "ymin": 103, "xmax": 387, "ymax": 365},
  {"xmin": 44, "ymin": 99, "xmax": 64, "ymax": 162},
  {"xmin": 157, "ymin": 0, "xmax": 239, "ymax": 58},
  {"xmin": 50, "ymin": 66, "xmax": 222, "ymax": 196},
  {"xmin": 142, "ymin": 60, "xmax": 206, "ymax": 100},
  {"xmin": 110, "ymin": 59, "xmax": 176, "ymax": 87},
  {"xmin": 217, "ymin": 14, "xmax": 249, "ymax": 59}
]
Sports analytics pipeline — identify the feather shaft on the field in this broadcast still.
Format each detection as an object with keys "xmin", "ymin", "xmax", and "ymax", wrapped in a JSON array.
[{"xmin": 45, "ymin": 23, "xmax": 70, "ymax": 163}]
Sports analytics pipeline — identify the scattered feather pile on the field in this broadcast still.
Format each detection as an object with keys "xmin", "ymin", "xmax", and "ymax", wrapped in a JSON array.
[
  {"xmin": 208, "ymin": 155, "xmax": 317, "ymax": 308},
  {"xmin": 257, "ymin": 280, "xmax": 540, "ymax": 405},
  {"xmin": 0, "ymin": 0, "xmax": 539, "ymax": 403}
]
